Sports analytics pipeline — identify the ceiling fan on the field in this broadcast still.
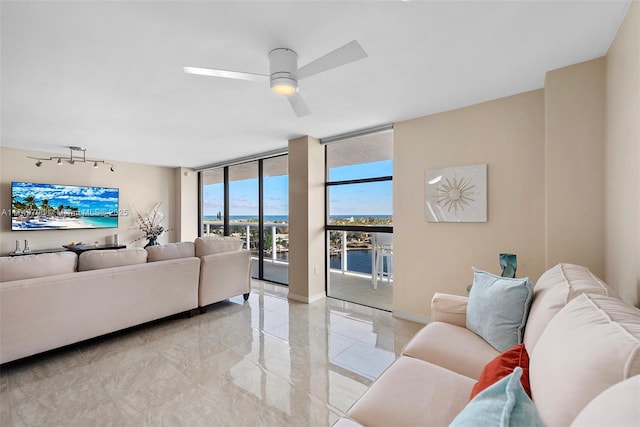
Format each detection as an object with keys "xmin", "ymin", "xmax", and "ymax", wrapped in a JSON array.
[{"xmin": 183, "ymin": 40, "xmax": 367, "ymax": 118}]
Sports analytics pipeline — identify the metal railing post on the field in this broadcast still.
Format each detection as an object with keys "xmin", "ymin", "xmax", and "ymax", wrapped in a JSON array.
[
  {"xmin": 342, "ymin": 230, "xmax": 348, "ymax": 272},
  {"xmin": 272, "ymin": 225, "xmax": 277, "ymax": 261}
]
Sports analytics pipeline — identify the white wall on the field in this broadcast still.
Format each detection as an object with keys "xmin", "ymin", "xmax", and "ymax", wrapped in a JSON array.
[
  {"xmin": 605, "ymin": 1, "xmax": 640, "ymax": 306},
  {"xmin": 174, "ymin": 166, "xmax": 198, "ymax": 242},
  {"xmin": 0, "ymin": 147, "xmax": 176, "ymax": 254}
]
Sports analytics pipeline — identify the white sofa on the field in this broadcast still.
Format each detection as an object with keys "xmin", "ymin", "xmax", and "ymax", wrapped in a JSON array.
[
  {"xmin": 0, "ymin": 237, "xmax": 252, "ymax": 364},
  {"xmin": 0, "ymin": 249, "xmax": 200, "ymax": 364},
  {"xmin": 336, "ymin": 263, "xmax": 640, "ymax": 426},
  {"xmin": 194, "ymin": 236, "xmax": 252, "ymax": 311}
]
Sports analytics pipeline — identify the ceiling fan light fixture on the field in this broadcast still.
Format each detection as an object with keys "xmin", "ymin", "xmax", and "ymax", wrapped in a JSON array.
[
  {"xmin": 271, "ymin": 80, "xmax": 297, "ymax": 96},
  {"xmin": 269, "ymin": 48, "xmax": 298, "ymax": 96},
  {"xmin": 184, "ymin": 40, "xmax": 367, "ymax": 116}
]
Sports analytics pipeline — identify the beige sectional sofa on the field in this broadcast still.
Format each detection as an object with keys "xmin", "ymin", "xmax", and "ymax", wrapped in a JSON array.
[
  {"xmin": 336, "ymin": 263, "xmax": 640, "ymax": 426},
  {"xmin": 0, "ymin": 237, "xmax": 251, "ymax": 364},
  {"xmin": 194, "ymin": 236, "xmax": 252, "ymax": 311}
]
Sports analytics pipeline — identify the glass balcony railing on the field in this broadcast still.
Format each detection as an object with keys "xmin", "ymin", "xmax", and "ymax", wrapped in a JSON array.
[
  {"xmin": 202, "ymin": 220, "xmax": 392, "ymax": 311},
  {"xmin": 203, "ymin": 220, "xmax": 289, "ymax": 260}
]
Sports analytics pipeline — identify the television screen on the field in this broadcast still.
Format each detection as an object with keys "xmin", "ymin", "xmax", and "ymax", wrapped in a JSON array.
[{"xmin": 11, "ymin": 181, "xmax": 119, "ymax": 230}]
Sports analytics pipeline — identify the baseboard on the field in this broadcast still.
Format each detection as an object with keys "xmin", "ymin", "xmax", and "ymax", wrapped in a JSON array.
[
  {"xmin": 288, "ymin": 291, "xmax": 326, "ymax": 304},
  {"xmin": 392, "ymin": 310, "xmax": 429, "ymax": 324}
]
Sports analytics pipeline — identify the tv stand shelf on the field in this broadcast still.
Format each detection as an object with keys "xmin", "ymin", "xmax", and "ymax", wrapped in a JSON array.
[{"xmin": 9, "ymin": 244, "xmax": 125, "ymax": 257}]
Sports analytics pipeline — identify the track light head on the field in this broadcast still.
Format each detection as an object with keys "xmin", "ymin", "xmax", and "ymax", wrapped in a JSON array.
[
  {"xmin": 56, "ymin": 158, "xmax": 62, "ymax": 165},
  {"xmin": 110, "ymin": 165, "xmax": 115, "ymax": 172},
  {"xmin": 93, "ymin": 161, "xmax": 98, "ymax": 168},
  {"xmin": 35, "ymin": 160, "xmax": 42, "ymax": 167}
]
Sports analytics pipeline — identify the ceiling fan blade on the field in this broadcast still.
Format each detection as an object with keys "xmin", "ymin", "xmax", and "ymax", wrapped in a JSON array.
[
  {"xmin": 297, "ymin": 40, "xmax": 367, "ymax": 80},
  {"xmin": 288, "ymin": 93, "xmax": 311, "ymax": 118},
  {"xmin": 183, "ymin": 66, "xmax": 268, "ymax": 82}
]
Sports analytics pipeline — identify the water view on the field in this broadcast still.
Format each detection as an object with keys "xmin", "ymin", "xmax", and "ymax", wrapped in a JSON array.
[{"xmin": 202, "ymin": 215, "xmax": 392, "ymax": 276}]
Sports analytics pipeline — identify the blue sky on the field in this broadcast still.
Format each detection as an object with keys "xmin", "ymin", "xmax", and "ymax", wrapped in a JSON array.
[
  {"xmin": 203, "ymin": 160, "xmax": 392, "ymax": 217},
  {"xmin": 12, "ymin": 182, "xmax": 119, "ymax": 214}
]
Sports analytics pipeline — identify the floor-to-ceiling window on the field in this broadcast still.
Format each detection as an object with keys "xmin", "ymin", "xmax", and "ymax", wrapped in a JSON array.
[
  {"xmin": 201, "ymin": 168, "xmax": 225, "ymax": 236},
  {"xmin": 262, "ymin": 156, "xmax": 289, "ymax": 284},
  {"xmin": 200, "ymin": 154, "xmax": 289, "ymax": 285},
  {"xmin": 228, "ymin": 161, "xmax": 259, "ymax": 277},
  {"xmin": 325, "ymin": 128, "xmax": 393, "ymax": 311}
]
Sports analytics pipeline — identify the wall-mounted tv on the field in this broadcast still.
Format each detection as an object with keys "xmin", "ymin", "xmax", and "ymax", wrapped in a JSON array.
[{"xmin": 11, "ymin": 181, "xmax": 119, "ymax": 231}]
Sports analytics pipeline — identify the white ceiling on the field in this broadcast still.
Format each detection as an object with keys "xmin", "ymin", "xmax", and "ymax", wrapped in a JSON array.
[{"xmin": 0, "ymin": 1, "xmax": 631, "ymax": 169}]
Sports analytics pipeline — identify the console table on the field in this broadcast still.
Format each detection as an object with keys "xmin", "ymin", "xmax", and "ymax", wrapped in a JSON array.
[
  {"xmin": 62, "ymin": 244, "xmax": 126, "ymax": 254},
  {"xmin": 9, "ymin": 244, "xmax": 126, "ymax": 257}
]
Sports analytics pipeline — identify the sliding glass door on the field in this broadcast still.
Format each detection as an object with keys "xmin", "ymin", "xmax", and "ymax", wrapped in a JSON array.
[
  {"xmin": 228, "ymin": 161, "xmax": 259, "ymax": 277},
  {"xmin": 325, "ymin": 130, "xmax": 393, "ymax": 311},
  {"xmin": 262, "ymin": 156, "xmax": 289, "ymax": 283},
  {"xmin": 200, "ymin": 154, "xmax": 289, "ymax": 285},
  {"xmin": 201, "ymin": 168, "xmax": 225, "ymax": 236}
]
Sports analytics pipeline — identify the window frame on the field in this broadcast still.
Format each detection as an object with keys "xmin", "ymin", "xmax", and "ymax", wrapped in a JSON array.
[{"xmin": 199, "ymin": 153, "xmax": 289, "ymax": 285}]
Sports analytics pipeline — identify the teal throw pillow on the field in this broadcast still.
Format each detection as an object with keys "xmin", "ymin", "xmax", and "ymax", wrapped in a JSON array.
[
  {"xmin": 466, "ymin": 268, "xmax": 533, "ymax": 352},
  {"xmin": 450, "ymin": 367, "xmax": 543, "ymax": 427}
]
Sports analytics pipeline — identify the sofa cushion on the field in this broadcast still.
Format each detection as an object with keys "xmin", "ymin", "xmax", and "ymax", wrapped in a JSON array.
[
  {"xmin": 0, "ymin": 252, "xmax": 77, "ymax": 282},
  {"xmin": 78, "ymin": 248, "xmax": 147, "ymax": 271},
  {"xmin": 195, "ymin": 236, "xmax": 243, "ymax": 257},
  {"xmin": 571, "ymin": 375, "xmax": 640, "ymax": 426},
  {"xmin": 530, "ymin": 294, "xmax": 640, "ymax": 427},
  {"xmin": 346, "ymin": 356, "xmax": 476, "ymax": 427},
  {"xmin": 470, "ymin": 343, "xmax": 531, "ymax": 400},
  {"xmin": 451, "ymin": 367, "xmax": 543, "ymax": 427},
  {"xmin": 402, "ymin": 322, "xmax": 499, "ymax": 380},
  {"xmin": 146, "ymin": 242, "xmax": 195, "ymax": 262},
  {"xmin": 466, "ymin": 269, "xmax": 533, "ymax": 352},
  {"xmin": 523, "ymin": 263, "xmax": 617, "ymax": 352}
]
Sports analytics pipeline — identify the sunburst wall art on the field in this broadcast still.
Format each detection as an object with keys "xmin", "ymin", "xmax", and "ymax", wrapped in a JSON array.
[{"xmin": 425, "ymin": 163, "xmax": 487, "ymax": 222}]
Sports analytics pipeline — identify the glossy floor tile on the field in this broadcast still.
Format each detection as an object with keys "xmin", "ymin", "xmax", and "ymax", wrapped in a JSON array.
[
  {"xmin": 253, "ymin": 260, "xmax": 393, "ymax": 312},
  {"xmin": 0, "ymin": 280, "xmax": 423, "ymax": 426}
]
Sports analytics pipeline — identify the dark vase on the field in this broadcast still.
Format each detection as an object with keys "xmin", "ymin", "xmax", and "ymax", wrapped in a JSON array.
[{"xmin": 144, "ymin": 238, "xmax": 159, "ymax": 248}]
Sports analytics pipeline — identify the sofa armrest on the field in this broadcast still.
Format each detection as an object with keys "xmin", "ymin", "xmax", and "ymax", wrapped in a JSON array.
[
  {"xmin": 431, "ymin": 292, "xmax": 468, "ymax": 328},
  {"xmin": 199, "ymin": 249, "xmax": 251, "ymax": 307}
]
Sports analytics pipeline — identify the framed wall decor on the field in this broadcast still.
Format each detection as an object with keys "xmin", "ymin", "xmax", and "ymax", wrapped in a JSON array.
[{"xmin": 425, "ymin": 163, "xmax": 487, "ymax": 222}]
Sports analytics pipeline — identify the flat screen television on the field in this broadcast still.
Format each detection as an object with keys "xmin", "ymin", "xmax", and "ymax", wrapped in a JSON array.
[{"xmin": 11, "ymin": 181, "xmax": 119, "ymax": 231}]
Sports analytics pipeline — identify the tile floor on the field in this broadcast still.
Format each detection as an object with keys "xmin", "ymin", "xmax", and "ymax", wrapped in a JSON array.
[
  {"xmin": 257, "ymin": 260, "xmax": 393, "ymax": 312},
  {"xmin": 327, "ymin": 271, "xmax": 393, "ymax": 312},
  {"xmin": 0, "ymin": 281, "xmax": 423, "ymax": 426}
]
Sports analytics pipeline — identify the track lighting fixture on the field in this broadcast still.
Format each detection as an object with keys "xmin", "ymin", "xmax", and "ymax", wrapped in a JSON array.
[{"xmin": 28, "ymin": 146, "xmax": 116, "ymax": 172}]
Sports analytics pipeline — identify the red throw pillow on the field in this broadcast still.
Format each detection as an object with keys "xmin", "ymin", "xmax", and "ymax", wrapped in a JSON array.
[{"xmin": 469, "ymin": 343, "xmax": 531, "ymax": 400}]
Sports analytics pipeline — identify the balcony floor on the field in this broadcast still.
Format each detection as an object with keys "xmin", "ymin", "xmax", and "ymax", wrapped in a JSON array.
[{"xmin": 254, "ymin": 259, "xmax": 393, "ymax": 312}]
